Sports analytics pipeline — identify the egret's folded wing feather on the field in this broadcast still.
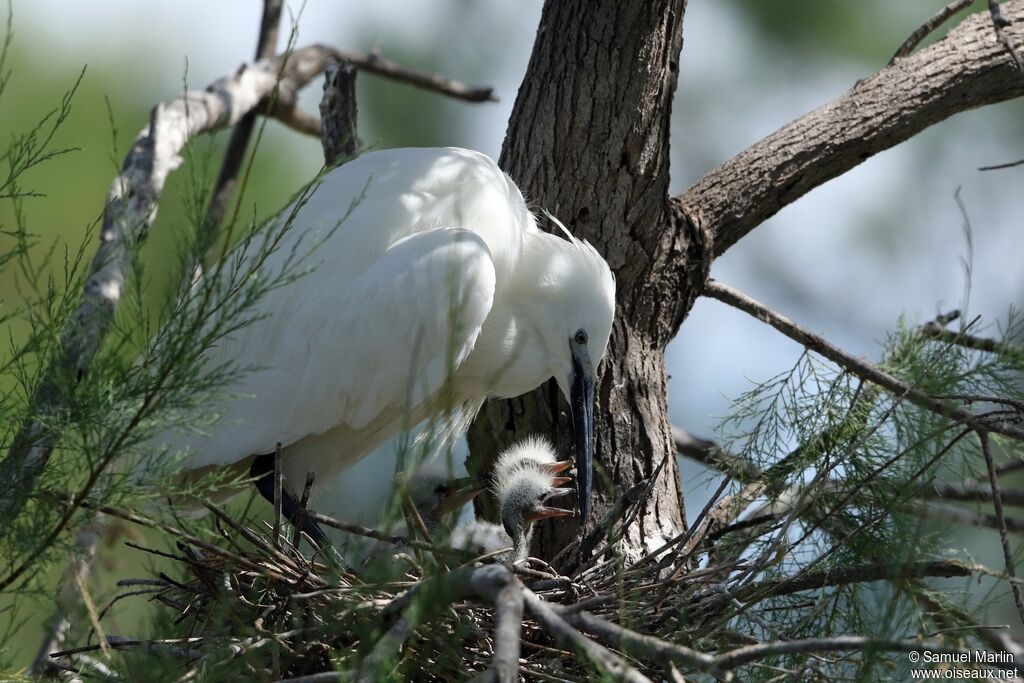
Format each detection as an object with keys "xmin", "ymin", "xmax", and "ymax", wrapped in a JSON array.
[{"xmin": 173, "ymin": 227, "xmax": 495, "ymax": 470}]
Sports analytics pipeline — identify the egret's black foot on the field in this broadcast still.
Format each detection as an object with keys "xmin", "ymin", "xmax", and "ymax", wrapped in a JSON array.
[{"xmin": 250, "ymin": 452, "xmax": 348, "ymax": 569}]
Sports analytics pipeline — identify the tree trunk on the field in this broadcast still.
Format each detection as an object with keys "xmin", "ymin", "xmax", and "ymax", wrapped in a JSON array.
[{"xmin": 468, "ymin": 0, "xmax": 710, "ymax": 565}]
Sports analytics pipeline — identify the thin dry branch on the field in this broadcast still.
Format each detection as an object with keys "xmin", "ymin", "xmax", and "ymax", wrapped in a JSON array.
[
  {"xmin": 202, "ymin": 0, "xmax": 284, "ymax": 239},
  {"xmin": 989, "ymin": 0, "xmax": 1024, "ymax": 70},
  {"xmin": 890, "ymin": 0, "xmax": 976, "ymax": 63},
  {"xmin": 680, "ymin": 1, "xmax": 1024, "ymax": 256},
  {"xmin": 488, "ymin": 580, "xmax": 525, "ymax": 683},
  {"xmin": 703, "ymin": 280, "xmax": 1024, "ymax": 442},
  {"xmin": 979, "ymin": 431, "xmax": 1024, "ymax": 624},
  {"xmin": 733, "ymin": 559, "xmax": 975, "ymax": 602},
  {"xmin": 521, "ymin": 588, "xmax": 653, "ymax": 683},
  {"xmin": 711, "ymin": 636, "xmax": 958, "ymax": 671},
  {"xmin": 929, "ymin": 479, "xmax": 1024, "ymax": 506}
]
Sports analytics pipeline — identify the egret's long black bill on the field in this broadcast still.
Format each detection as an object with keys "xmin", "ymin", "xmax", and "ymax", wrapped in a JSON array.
[{"xmin": 570, "ymin": 354, "xmax": 595, "ymax": 519}]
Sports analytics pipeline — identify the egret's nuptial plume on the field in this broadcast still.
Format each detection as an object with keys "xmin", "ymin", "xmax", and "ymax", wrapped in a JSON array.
[{"xmin": 157, "ymin": 147, "xmax": 614, "ymax": 543}]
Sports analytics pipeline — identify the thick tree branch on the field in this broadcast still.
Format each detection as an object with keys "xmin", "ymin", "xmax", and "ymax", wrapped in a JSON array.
[
  {"xmin": 319, "ymin": 60, "xmax": 360, "ymax": 166},
  {"xmin": 679, "ymin": 1, "xmax": 1024, "ymax": 257}
]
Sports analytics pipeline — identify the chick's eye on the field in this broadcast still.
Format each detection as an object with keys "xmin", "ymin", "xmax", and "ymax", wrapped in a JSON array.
[
  {"xmin": 435, "ymin": 484, "xmax": 450, "ymax": 496},
  {"xmin": 574, "ymin": 329, "xmax": 588, "ymax": 345}
]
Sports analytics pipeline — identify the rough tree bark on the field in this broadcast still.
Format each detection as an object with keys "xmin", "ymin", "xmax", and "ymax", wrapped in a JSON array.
[
  {"xmin": 469, "ymin": 0, "xmax": 707, "ymax": 564},
  {"xmin": 469, "ymin": 0, "xmax": 1024, "ymax": 564}
]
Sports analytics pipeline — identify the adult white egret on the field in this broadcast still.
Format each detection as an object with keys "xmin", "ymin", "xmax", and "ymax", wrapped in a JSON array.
[{"xmin": 164, "ymin": 147, "xmax": 615, "ymax": 542}]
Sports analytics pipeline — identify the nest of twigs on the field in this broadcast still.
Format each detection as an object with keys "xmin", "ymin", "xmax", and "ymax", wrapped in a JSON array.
[{"xmin": 54, "ymin": 479, "xmax": 990, "ymax": 683}]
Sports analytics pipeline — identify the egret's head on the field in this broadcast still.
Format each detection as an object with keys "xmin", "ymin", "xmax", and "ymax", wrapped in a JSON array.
[
  {"xmin": 497, "ymin": 467, "xmax": 574, "ymax": 552},
  {"xmin": 525, "ymin": 218, "xmax": 615, "ymax": 520}
]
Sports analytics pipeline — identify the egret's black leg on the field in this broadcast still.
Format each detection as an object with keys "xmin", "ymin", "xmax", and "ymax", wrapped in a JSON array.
[{"xmin": 250, "ymin": 451, "xmax": 333, "ymax": 551}]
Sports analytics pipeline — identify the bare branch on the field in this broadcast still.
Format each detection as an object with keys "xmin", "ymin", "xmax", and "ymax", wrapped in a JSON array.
[
  {"xmin": 712, "ymin": 636, "xmax": 961, "ymax": 671},
  {"xmin": 922, "ymin": 499, "xmax": 1024, "ymax": 535},
  {"xmin": 320, "ymin": 60, "xmax": 360, "ymax": 166},
  {"xmin": 928, "ymin": 480, "xmax": 1024, "ymax": 506},
  {"xmin": 989, "ymin": 0, "xmax": 1024, "ymax": 70},
  {"xmin": 680, "ymin": 1, "xmax": 1024, "ymax": 257},
  {"xmin": 521, "ymin": 588, "xmax": 653, "ymax": 683},
  {"xmin": 980, "ymin": 156, "xmax": 1024, "ymax": 170},
  {"xmin": 703, "ymin": 280, "xmax": 1024, "ymax": 442},
  {"xmin": 343, "ymin": 48, "xmax": 495, "ymax": 102},
  {"xmin": 489, "ymin": 580, "xmax": 524, "ymax": 683},
  {"xmin": 890, "ymin": 0, "xmax": 975, "ymax": 64},
  {"xmin": 673, "ymin": 427, "xmax": 761, "ymax": 482},
  {"xmin": 201, "ymin": 0, "xmax": 285, "ymax": 241},
  {"xmin": 979, "ymin": 431, "xmax": 1024, "ymax": 624},
  {"xmin": 733, "ymin": 559, "xmax": 975, "ymax": 602}
]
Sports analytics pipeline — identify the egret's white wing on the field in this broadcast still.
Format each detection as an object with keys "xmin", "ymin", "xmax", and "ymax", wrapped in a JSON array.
[{"xmin": 175, "ymin": 227, "xmax": 496, "ymax": 471}]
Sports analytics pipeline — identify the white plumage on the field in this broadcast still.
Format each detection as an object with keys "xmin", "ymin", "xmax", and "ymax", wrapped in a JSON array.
[{"xmin": 161, "ymin": 147, "xmax": 615, "ymax": 518}]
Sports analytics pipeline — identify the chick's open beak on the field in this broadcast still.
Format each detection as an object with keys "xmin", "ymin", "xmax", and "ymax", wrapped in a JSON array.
[
  {"xmin": 438, "ymin": 475, "xmax": 488, "ymax": 515},
  {"xmin": 540, "ymin": 460, "xmax": 574, "ymax": 476},
  {"xmin": 525, "ymin": 486, "xmax": 575, "ymax": 522}
]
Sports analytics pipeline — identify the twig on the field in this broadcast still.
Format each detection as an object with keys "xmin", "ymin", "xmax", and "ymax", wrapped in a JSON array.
[
  {"xmin": 989, "ymin": 0, "xmax": 1024, "ymax": 70},
  {"xmin": 979, "ymin": 431, "xmax": 1024, "ymax": 624},
  {"xmin": 703, "ymin": 280, "xmax": 1024, "ymax": 442},
  {"xmin": 273, "ymin": 441, "xmax": 283, "ymax": 549},
  {"xmin": 320, "ymin": 60, "xmax": 360, "ymax": 166},
  {"xmin": 890, "ymin": 0, "xmax": 975, "ymax": 64},
  {"xmin": 521, "ymin": 588, "xmax": 653, "ymax": 683},
  {"xmin": 731, "ymin": 559, "xmax": 975, "ymax": 603},
  {"xmin": 307, "ymin": 510, "xmax": 471, "ymax": 558},
  {"xmin": 979, "ymin": 157, "xmax": 1024, "ymax": 170},
  {"xmin": 489, "ymin": 579, "xmax": 525, "ymax": 683},
  {"xmin": 921, "ymin": 326, "xmax": 1024, "ymax": 359},
  {"xmin": 201, "ymin": 0, "xmax": 284, "ymax": 241},
  {"xmin": 922, "ymin": 499, "xmax": 1024, "ymax": 535},
  {"xmin": 291, "ymin": 472, "xmax": 315, "ymax": 549},
  {"xmin": 558, "ymin": 608, "xmax": 716, "ymax": 672},
  {"xmin": 338, "ymin": 47, "xmax": 495, "ymax": 102},
  {"xmin": 29, "ymin": 521, "xmax": 102, "ymax": 675},
  {"xmin": 928, "ymin": 479, "xmax": 1024, "ymax": 506},
  {"xmin": 74, "ymin": 569, "xmax": 110, "ymax": 659},
  {"xmin": 711, "ymin": 636, "xmax": 961, "ymax": 671}
]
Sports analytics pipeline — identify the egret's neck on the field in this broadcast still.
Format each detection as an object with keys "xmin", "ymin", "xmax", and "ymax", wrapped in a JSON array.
[
  {"xmin": 511, "ymin": 525, "xmax": 534, "ymax": 564},
  {"xmin": 454, "ymin": 230, "xmax": 556, "ymax": 399}
]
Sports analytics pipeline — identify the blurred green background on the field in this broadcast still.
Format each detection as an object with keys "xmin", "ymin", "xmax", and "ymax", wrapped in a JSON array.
[{"xmin": 2, "ymin": 0, "xmax": 1023, "ymax": 669}]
